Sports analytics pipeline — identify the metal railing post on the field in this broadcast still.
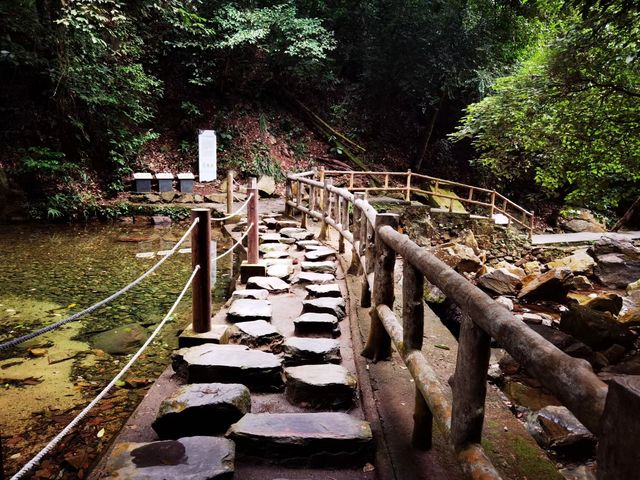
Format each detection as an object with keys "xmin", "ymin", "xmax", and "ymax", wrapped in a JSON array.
[
  {"xmin": 226, "ymin": 170, "xmax": 234, "ymax": 215},
  {"xmin": 191, "ymin": 208, "xmax": 211, "ymax": 333},
  {"xmin": 247, "ymin": 177, "xmax": 259, "ymax": 265}
]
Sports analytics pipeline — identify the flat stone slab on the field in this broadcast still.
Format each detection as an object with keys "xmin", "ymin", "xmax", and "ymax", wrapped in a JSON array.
[
  {"xmin": 283, "ymin": 337, "xmax": 341, "ymax": 365},
  {"xmin": 279, "ymin": 227, "xmax": 315, "ymax": 240},
  {"xmin": 285, "ymin": 364, "xmax": 356, "ymax": 409},
  {"xmin": 296, "ymin": 240, "xmax": 321, "ymax": 250},
  {"xmin": 266, "ymin": 262, "xmax": 292, "ymax": 280},
  {"xmin": 301, "ymin": 261, "xmax": 336, "ymax": 274},
  {"xmin": 178, "ymin": 324, "xmax": 228, "ymax": 348},
  {"xmin": 292, "ymin": 272, "xmax": 336, "ymax": 285},
  {"xmin": 279, "ymin": 237, "xmax": 296, "ymax": 245},
  {"xmin": 304, "ymin": 247, "xmax": 336, "ymax": 261},
  {"xmin": 226, "ymin": 413, "xmax": 372, "ymax": 467},
  {"xmin": 259, "ymin": 243, "xmax": 289, "ymax": 254},
  {"xmin": 231, "ymin": 289, "xmax": 269, "ymax": 301},
  {"xmin": 227, "ymin": 299, "xmax": 272, "ymax": 323},
  {"xmin": 152, "ymin": 383, "xmax": 250, "ymax": 439},
  {"xmin": 303, "ymin": 297, "xmax": 346, "ymax": 320},
  {"xmin": 294, "ymin": 313, "xmax": 340, "ymax": 337},
  {"xmin": 275, "ymin": 220, "xmax": 300, "ymax": 231},
  {"xmin": 246, "ymin": 276, "xmax": 290, "ymax": 294},
  {"xmin": 305, "ymin": 284, "xmax": 342, "ymax": 298},
  {"xmin": 173, "ymin": 344, "xmax": 283, "ymax": 391},
  {"xmin": 260, "ymin": 233, "xmax": 281, "ymax": 243},
  {"xmin": 221, "ymin": 320, "xmax": 284, "ymax": 351},
  {"xmin": 263, "ymin": 250, "xmax": 290, "ymax": 259},
  {"xmin": 104, "ymin": 436, "xmax": 235, "ymax": 479}
]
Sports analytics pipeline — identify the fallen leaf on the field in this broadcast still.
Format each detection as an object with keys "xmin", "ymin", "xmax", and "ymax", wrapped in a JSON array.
[{"xmin": 67, "ymin": 303, "xmax": 77, "ymax": 308}]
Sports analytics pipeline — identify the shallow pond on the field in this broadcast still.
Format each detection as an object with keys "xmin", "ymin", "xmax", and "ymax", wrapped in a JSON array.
[{"xmin": 0, "ymin": 221, "xmax": 236, "ymax": 477}]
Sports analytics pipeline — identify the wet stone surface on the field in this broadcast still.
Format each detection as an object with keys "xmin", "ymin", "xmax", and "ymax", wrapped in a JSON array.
[
  {"xmin": 152, "ymin": 383, "xmax": 250, "ymax": 439},
  {"xmin": 246, "ymin": 276, "xmax": 290, "ymax": 294},
  {"xmin": 292, "ymin": 272, "xmax": 336, "ymax": 284},
  {"xmin": 285, "ymin": 364, "xmax": 356, "ymax": 409},
  {"xmin": 293, "ymin": 312, "xmax": 340, "ymax": 337},
  {"xmin": 172, "ymin": 344, "xmax": 283, "ymax": 391},
  {"xmin": 305, "ymin": 284, "xmax": 342, "ymax": 298},
  {"xmin": 105, "ymin": 436, "xmax": 235, "ymax": 479},
  {"xmin": 283, "ymin": 337, "xmax": 341, "ymax": 365},
  {"xmin": 303, "ymin": 297, "xmax": 346, "ymax": 320},
  {"xmin": 220, "ymin": 320, "xmax": 284, "ymax": 351},
  {"xmin": 301, "ymin": 261, "xmax": 337, "ymax": 274},
  {"xmin": 227, "ymin": 299, "xmax": 272, "ymax": 323},
  {"xmin": 226, "ymin": 412, "xmax": 372, "ymax": 467}
]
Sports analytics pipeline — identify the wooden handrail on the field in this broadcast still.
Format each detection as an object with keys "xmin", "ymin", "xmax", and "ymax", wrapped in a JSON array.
[{"xmin": 283, "ymin": 173, "xmax": 634, "ymax": 479}]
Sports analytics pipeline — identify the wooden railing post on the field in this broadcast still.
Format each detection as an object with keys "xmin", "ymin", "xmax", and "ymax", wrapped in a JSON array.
[
  {"xmin": 337, "ymin": 195, "xmax": 345, "ymax": 254},
  {"xmin": 405, "ymin": 169, "xmax": 412, "ymax": 202},
  {"xmin": 349, "ymin": 172, "xmax": 355, "ymax": 189},
  {"xmin": 247, "ymin": 177, "xmax": 259, "ymax": 265},
  {"xmin": 403, "ymin": 261, "xmax": 431, "ymax": 449},
  {"xmin": 191, "ymin": 208, "xmax": 211, "ymax": 333},
  {"xmin": 450, "ymin": 314, "xmax": 491, "ymax": 451},
  {"xmin": 360, "ymin": 211, "xmax": 373, "ymax": 308},
  {"xmin": 490, "ymin": 190, "xmax": 496, "ymax": 216},
  {"xmin": 226, "ymin": 170, "xmax": 234, "ymax": 215},
  {"xmin": 597, "ymin": 376, "xmax": 640, "ymax": 479},
  {"xmin": 318, "ymin": 166, "xmax": 326, "ymax": 212},
  {"xmin": 285, "ymin": 178, "xmax": 292, "ymax": 216},
  {"xmin": 362, "ymin": 213, "xmax": 399, "ymax": 362},
  {"xmin": 299, "ymin": 182, "xmax": 308, "ymax": 228},
  {"xmin": 348, "ymin": 197, "xmax": 361, "ymax": 275},
  {"xmin": 319, "ymin": 178, "xmax": 331, "ymax": 241}
]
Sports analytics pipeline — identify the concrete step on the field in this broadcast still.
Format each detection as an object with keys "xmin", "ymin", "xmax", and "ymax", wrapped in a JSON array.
[
  {"xmin": 220, "ymin": 320, "xmax": 284, "ymax": 352},
  {"xmin": 152, "ymin": 383, "xmax": 250, "ymax": 439},
  {"xmin": 301, "ymin": 260, "xmax": 337, "ymax": 274},
  {"xmin": 285, "ymin": 364, "xmax": 356, "ymax": 409},
  {"xmin": 227, "ymin": 299, "xmax": 272, "ymax": 323},
  {"xmin": 294, "ymin": 312, "xmax": 340, "ymax": 337},
  {"xmin": 303, "ymin": 297, "xmax": 346, "ymax": 320},
  {"xmin": 226, "ymin": 412, "xmax": 372, "ymax": 467},
  {"xmin": 292, "ymin": 272, "xmax": 336, "ymax": 285},
  {"xmin": 104, "ymin": 437, "xmax": 235, "ymax": 479},
  {"xmin": 172, "ymin": 344, "xmax": 283, "ymax": 391},
  {"xmin": 283, "ymin": 337, "xmax": 341, "ymax": 365},
  {"xmin": 246, "ymin": 276, "xmax": 290, "ymax": 294},
  {"xmin": 305, "ymin": 283, "xmax": 342, "ymax": 298}
]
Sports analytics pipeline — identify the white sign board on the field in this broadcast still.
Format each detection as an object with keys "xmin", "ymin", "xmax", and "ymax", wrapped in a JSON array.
[{"xmin": 198, "ymin": 130, "xmax": 217, "ymax": 181}]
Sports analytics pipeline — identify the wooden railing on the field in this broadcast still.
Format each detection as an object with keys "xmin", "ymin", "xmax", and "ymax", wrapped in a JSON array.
[
  {"xmin": 309, "ymin": 167, "xmax": 535, "ymax": 238},
  {"xmin": 285, "ymin": 171, "xmax": 640, "ymax": 480}
]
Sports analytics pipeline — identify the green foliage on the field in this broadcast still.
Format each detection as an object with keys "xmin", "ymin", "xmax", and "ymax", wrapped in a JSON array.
[{"xmin": 454, "ymin": 1, "xmax": 640, "ymax": 210}]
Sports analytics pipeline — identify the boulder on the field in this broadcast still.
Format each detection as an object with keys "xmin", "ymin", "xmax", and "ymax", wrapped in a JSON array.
[
  {"xmin": 571, "ymin": 275, "xmax": 593, "ymax": 290},
  {"xmin": 91, "ymin": 323, "xmax": 148, "ymax": 355},
  {"xmin": 618, "ymin": 307, "xmax": 640, "ymax": 324},
  {"xmin": 477, "ymin": 268, "xmax": 522, "ymax": 295},
  {"xmin": 560, "ymin": 304, "xmax": 635, "ymax": 350},
  {"xmin": 257, "ymin": 175, "xmax": 276, "ymax": 196},
  {"xmin": 523, "ymin": 261, "xmax": 543, "ymax": 275},
  {"xmin": 589, "ymin": 235, "xmax": 640, "ymax": 288},
  {"xmin": 220, "ymin": 320, "xmax": 284, "ymax": 351},
  {"xmin": 627, "ymin": 278, "xmax": 640, "ymax": 294},
  {"xmin": 152, "ymin": 383, "xmax": 250, "ymax": 439},
  {"xmin": 495, "ymin": 296, "xmax": 514, "ymax": 311},
  {"xmin": 547, "ymin": 249, "xmax": 596, "ymax": 276},
  {"xmin": 518, "ymin": 268, "xmax": 574, "ymax": 302},
  {"xmin": 495, "ymin": 261, "xmax": 526, "ymax": 279},
  {"xmin": 527, "ymin": 406, "xmax": 596, "ymax": 455},
  {"xmin": 559, "ymin": 208, "xmax": 606, "ymax": 233},
  {"xmin": 160, "ymin": 191, "xmax": 176, "ymax": 203},
  {"xmin": 581, "ymin": 293, "xmax": 623, "ymax": 315},
  {"xmin": 432, "ymin": 243, "xmax": 483, "ymax": 274},
  {"xmin": 528, "ymin": 324, "xmax": 592, "ymax": 360}
]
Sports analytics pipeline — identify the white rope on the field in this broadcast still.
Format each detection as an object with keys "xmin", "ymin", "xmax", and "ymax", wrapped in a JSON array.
[
  {"xmin": 212, "ymin": 193, "xmax": 253, "ymax": 222},
  {"xmin": 10, "ymin": 265, "xmax": 201, "ymax": 480},
  {"xmin": 214, "ymin": 223, "xmax": 254, "ymax": 261},
  {"xmin": 0, "ymin": 219, "xmax": 200, "ymax": 351}
]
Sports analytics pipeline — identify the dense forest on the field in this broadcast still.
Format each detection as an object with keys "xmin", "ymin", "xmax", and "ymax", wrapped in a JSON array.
[{"xmin": 0, "ymin": 0, "xmax": 638, "ymax": 221}]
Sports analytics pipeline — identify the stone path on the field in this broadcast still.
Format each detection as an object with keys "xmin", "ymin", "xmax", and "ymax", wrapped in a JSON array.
[
  {"xmin": 532, "ymin": 230, "xmax": 640, "ymax": 245},
  {"xmin": 95, "ymin": 209, "xmax": 374, "ymax": 479}
]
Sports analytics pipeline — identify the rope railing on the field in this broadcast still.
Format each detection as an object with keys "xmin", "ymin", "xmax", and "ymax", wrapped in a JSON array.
[
  {"xmin": 215, "ymin": 223, "xmax": 253, "ymax": 261},
  {"xmin": 0, "ymin": 219, "xmax": 200, "ymax": 351},
  {"xmin": 211, "ymin": 193, "xmax": 253, "ymax": 222},
  {"xmin": 9, "ymin": 264, "xmax": 201, "ymax": 480}
]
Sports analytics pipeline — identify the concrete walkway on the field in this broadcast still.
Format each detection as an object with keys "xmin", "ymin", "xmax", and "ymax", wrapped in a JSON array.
[{"xmin": 532, "ymin": 230, "xmax": 640, "ymax": 245}]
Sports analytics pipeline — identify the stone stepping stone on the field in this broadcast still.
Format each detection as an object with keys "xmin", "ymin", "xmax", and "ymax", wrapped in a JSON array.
[
  {"xmin": 246, "ymin": 276, "xmax": 290, "ymax": 294},
  {"xmin": 104, "ymin": 436, "xmax": 235, "ymax": 479},
  {"xmin": 275, "ymin": 220, "xmax": 299, "ymax": 231},
  {"xmin": 296, "ymin": 240, "xmax": 320, "ymax": 250},
  {"xmin": 259, "ymin": 243, "xmax": 289, "ymax": 254},
  {"xmin": 292, "ymin": 272, "xmax": 336, "ymax": 285},
  {"xmin": 258, "ymin": 225, "xmax": 268, "ymax": 233},
  {"xmin": 303, "ymin": 297, "xmax": 346, "ymax": 320},
  {"xmin": 263, "ymin": 250, "xmax": 290, "ymax": 259},
  {"xmin": 301, "ymin": 261, "xmax": 336, "ymax": 274},
  {"xmin": 264, "ymin": 217, "xmax": 278, "ymax": 228},
  {"xmin": 152, "ymin": 383, "xmax": 250, "ymax": 439},
  {"xmin": 306, "ymin": 284, "xmax": 342, "ymax": 298},
  {"xmin": 304, "ymin": 247, "xmax": 336, "ymax": 261},
  {"xmin": 178, "ymin": 324, "xmax": 228, "ymax": 348},
  {"xmin": 266, "ymin": 262, "xmax": 292, "ymax": 280},
  {"xmin": 226, "ymin": 413, "xmax": 372, "ymax": 467},
  {"xmin": 280, "ymin": 227, "xmax": 315, "ymax": 241},
  {"xmin": 279, "ymin": 237, "xmax": 296, "ymax": 245},
  {"xmin": 173, "ymin": 344, "xmax": 283, "ymax": 391},
  {"xmin": 231, "ymin": 289, "xmax": 269, "ymax": 301},
  {"xmin": 294, "ymin": 313, "xmax": 340, "ymax": 337},
  {"xmin": 302, "ymin": 244, "xmax": 324, "ymax": 251},
  {"xmin": 260, "ymin": 233, "xmax": 281, "ymax": 243},
  {"xmin": 283, "ymin": 337, "xmax": 341, "ymax": 365},
  {"xmin": 227, "ymin": 299, "xmax": 272, "ymax": 323},
  {"xmin": 221, "ymin": 320, "xmax": 284, "ymax": 351},
  {"xmin": 285, "ymin": 364, "xmax": 356, "ymax": 409}
]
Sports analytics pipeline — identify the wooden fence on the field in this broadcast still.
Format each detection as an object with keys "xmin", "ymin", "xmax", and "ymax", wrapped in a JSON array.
[
  {"xmin": 285, "ymin": 171, "xmax": 640, "ymax": 480},
  {"xmin": 309, "ymin": 167, "xmax": 535, "ymax": 238}
]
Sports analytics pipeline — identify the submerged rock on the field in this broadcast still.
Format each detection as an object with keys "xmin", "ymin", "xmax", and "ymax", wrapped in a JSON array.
[{"xmin": 91, "ymin": 323, "xmax": 148, "ymax": 355}]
